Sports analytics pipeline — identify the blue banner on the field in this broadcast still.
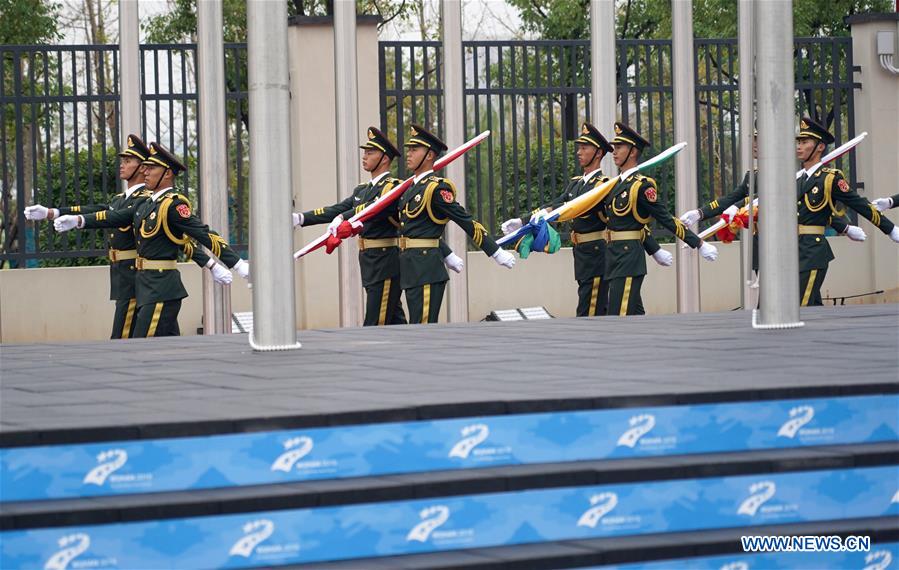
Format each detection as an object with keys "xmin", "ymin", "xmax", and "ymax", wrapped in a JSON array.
[
  {"xmin": 1, "ymin": 466, "xmax": 896, "ymax": 568},
  {"xmin": 2, "ymin": 394, "xmax": 897, "ymax": 501},
  {"xmin": 592, "ymin": 541, "xmax": 899, "ymax": 570}
]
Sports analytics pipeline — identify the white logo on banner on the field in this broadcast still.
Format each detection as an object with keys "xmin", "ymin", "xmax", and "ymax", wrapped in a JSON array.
[
  {"xmin": 777, "ymin": 406, "xmax": 815, "ymax": 438},
  {"xmin": 229, "ymin": 519, "xmax": 275, "ymax": 557},
  {"xmin": 891, "ymin": 490, "xmax": 899, "ymax": 504},
  {"xmin": 406, "ymin": 506, "xmax": 450, "ymax": 542},
  {"xmin": 82, "ymin": 449, "xmax": 128, "ymax": 486},
  {"xmin": 577, "ymin": 492, "xmax": 619, "ymax": 528},
  {"xmin": 271, "ymin": 437, "xmax": 314, "ymax": 472},
  {"xmin": 864, "ymin": 551, "xmax": 893, "ymax": 570},
  {"xmin": 44, "ymin": 533, "xmax": 115, "ymax": 570},
  {"xmin": 448, "ymin": 424, "xmax": 512, "ymax": 462},
  {"xmin": 449, "ymin": 424, "xmax": 489, "ymax": 459},
  {"xmin": 228, "ymin": 519, "xmax": 300, "ymax": 560},
  {"xmin": 737, "ymin": 481, "xmax": 777, "ymax": 516},
  {"xmin": 720, "ymin": 563, "xmax": 750, "ymax": 570},
  {"xmin": 617, "ymin": 414, "xmax": 656, "ymax": 448},
  {"xmin": 45, "ymin": 534, "xmax": 91, "ymax": 570}
]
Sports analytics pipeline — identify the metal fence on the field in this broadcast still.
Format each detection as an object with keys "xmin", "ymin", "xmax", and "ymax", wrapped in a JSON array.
[
  {"xmin": 0, "ymin": 43, "xmax": 249, "ymax": 268},
  {"xmin": 1, "ymin": 37, "xmax": 857, "ymax": 266},
  {"xmin": 380, "ymin": 37, "xmax": 858, "ymax": 239}
]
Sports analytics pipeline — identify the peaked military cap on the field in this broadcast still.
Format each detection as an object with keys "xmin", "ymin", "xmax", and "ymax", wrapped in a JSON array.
[
  {"xmin": 574, "ymin": 123, "xmax": 613, "ymax": 153},
  {"xmin": 118, "ymin": 134, "xmax": 151, "ymax": 161},
  {"xmin": 796, "ymin": 116, "xmax": 834, "ymax": 145},
  {"xmin": 403, "ymin": 124, "xmax": 448, "ymax": 153},
  {"xmin": 611, "ymin": 122, "xmax": 651, "ymax": 152},
  {"xmin": 142, "ymin": 142, "xmax": 187, "ymax": 176},
  {"xmin": 360, "ymin": 126, "xmax": 400, "ymax": 159}
]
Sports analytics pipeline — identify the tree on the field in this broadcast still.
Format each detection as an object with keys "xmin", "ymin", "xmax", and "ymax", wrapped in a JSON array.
[
  {"xmin": 0, "ymin": 0, "xmax": 61, "ymax": 267},
  {"xmin": 0, "ymin": 0, "xmax": 61, "ymax": 44}
]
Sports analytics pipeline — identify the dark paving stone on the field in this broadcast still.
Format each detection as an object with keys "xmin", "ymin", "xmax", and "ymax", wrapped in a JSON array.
[{"xmin": 2, "ymin": 304, "xmax": 897, "ymax": 446}]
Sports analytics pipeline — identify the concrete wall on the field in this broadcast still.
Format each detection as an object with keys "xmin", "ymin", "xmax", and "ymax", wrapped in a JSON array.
[
  {"xmin": 3, "ymin": 232, "xmax": 895, "ymax": 343},
  {"xmin": 849, "ymin": 14, "xmax": 899, "ymax": 297},
  {"xmin": 0, "ymin": 263, "xmax": 253, "ymax": 343},
  {"xmin": 289, "ymin": 19, "xmax": 381, "ymax": 330}
]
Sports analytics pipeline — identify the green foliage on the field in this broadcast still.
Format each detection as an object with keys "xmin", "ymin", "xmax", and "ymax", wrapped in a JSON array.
[
  {"xmin": 32, "ymin": 145, "xmax": 119, "ymax": 267},
  {"xmin": 507, "ymin": 0, "xmax": 893, "ymax": 40},
  {"xmin": 0, "ymin": 0, "xmax": 61, "ymax": 44}
]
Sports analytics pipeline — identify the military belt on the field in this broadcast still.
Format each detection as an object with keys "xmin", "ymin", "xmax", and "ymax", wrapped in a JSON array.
[
  {"xmin": 570, "ymin": 230, "xmax": 608, "ymax": 245},
  {"xmin": 108, "ymin": 248, "xmax": 138, "ymax": 263},
  {"xmin": 358, "ymin": 237, "xmax": 398, "ymax": 251},
  {"xmin": 135, "ymin": 257, "xmax": 177, "ymax": 271},
  {"xmin": 798, "ymin": 225, "xmax": 826, "ymax": 235},
  {"xmin": 608, "ymin": 230, "xmax": 645, "ymax": 242},
  {"xmin": 398, "ymin": 237, "xmax": 439, "ymax": 251}
]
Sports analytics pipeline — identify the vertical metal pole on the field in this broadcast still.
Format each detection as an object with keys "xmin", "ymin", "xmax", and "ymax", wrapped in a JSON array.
[
  {"xmin": 198, "ymin": 0, "xmax": 231, "ymax": 334},
  {"xmin": 334, "ymin": 0, "xmax": 364, "ymax": 327},
  {"xmin": 754, "ymin": 0, "xmax": 802, "ymax": 329},
  {"xmin": 442, "ymin": 0, "xmax": 470, "ymax": 323},
  {"xmin": 591, "ymin": 0, "xmax": 617, "ymax": 175},
  {"xmin": 118, "ymin": 0, "xmax": 140, "ymax": 151},
  {"xmin": 738, "ymin": 0, "xmax": 755, "ymax": 310},
  {"xmin": 672, "ymin": 0, "xmax": 701, "ymax": 313},
  {"xmin": 247, "ymin": 0, "xmax": 301, "ymax": 350}
]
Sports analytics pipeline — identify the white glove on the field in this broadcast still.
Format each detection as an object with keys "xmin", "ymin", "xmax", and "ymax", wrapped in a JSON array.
[
  {"xmin": 53, "ymin": 215, "xmax": 81, "ymax": 232},
  {"xmin": 292, "ymin": 212, "xmax": 304, "ymax": 227},
  {"xmin": 233, "ymin": 259, "xmax": 250, "ymax": 280},
  {"xmin": 699, "ymin": 241, "xmax": 718, "ymax": 261},
  {"xmin": 443, "ymin": 252, "xmax": 464, "ymax": 273},
  {"xmin": 25, "ymin": 204, "xmax": 57, "ymax": 221},
  {"xmin": 529, "ymin": 208, "xmax": 549, "ymax": 224},
  {"xmin": 491, "ymin": 248, "xmax": 515, "ymax": 268},
  {"xmin": 209, "ymin": 262, "xmax": 233, "ymax": 285},
  {"xmin": 501, "ymin": 218, "xmax": 522, "ymax": 235},
  {"xmin": 872, "ymin": 197, "xmax": 893, "ymax": 212},
  {"xmin": 890, "ymin": 227, "xmax": 899, "ymax": 244},
  {"xmin": 845, "ymin": 225, "xmax": 866, "ymax": 242},
  {"xmin": 327, "ymin": 215, "xmax": 343, "ymax": 236},
  {"xmin": 722, "ymin": 204, "xmax": 739, "ymax": 219},
  {"xmin": 349, "ymin": 219, "xmax": 363, "ymax": 233},
  {"xmin": 679, "ymin": 209, "xmax": 701, "ymax": 226},
  {"xmin": 651, "ymin": 249, "xmax": 673, "ymax": 267}
]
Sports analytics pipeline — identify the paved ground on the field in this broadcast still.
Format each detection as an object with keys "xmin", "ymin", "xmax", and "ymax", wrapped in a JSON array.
[{"xmin": 2, "ymin": 304, "xmax": 897, "ymax": 444}]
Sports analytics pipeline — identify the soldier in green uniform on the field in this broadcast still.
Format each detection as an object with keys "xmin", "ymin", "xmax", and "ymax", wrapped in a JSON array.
[
  {"xmin": 603, "ymin": 122, "xmax": 719, "ymax": 315},
  {"xmin": 794, "ymin": 116, "xmax": 899, "ymax": 306},
  {"xmin": 679, "ymin": 132, "xmax": 867, "ymax": 275},
  {"xmin": 25, "ymin": 134, "xmax": 232, "ymax": 338},
  {"xmin": 501, "ymin": 123, "xmax": 670, "ymax": 317},
  {"xmin": 293, "ymin": 127, "xmax": 462, "ymax": 326},
  {"xmin": 54, "ymin": 143, "xmax": 249, "ymax": 337},
  {"xmin": 872, "ymin": 193, "xmax": 899, "ymax": 212},
  {"xmin": 396, "ymin": 124, "xmax": 515, "ymax": 323}
]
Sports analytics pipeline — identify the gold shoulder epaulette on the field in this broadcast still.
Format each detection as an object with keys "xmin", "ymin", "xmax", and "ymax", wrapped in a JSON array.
[
  {"xmin": 821, "ymin": 167, "xmax": 844, "ymax": 176},
  {"xmin": 571, "ymin": 176, "xmax": 581, "ymax": 180}
]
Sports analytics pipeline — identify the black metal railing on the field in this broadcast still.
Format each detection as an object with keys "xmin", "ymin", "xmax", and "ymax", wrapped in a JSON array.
[
  {"xmin": 1, "ymin": 37, "xmax": 856, "ymax": 266},
  {"xmin": 0, "ymin": 43, "xmax": 249, "ymax": 268},
  {"xmin": 380, "ymin": 37, "xmax": 858, "ymax": 240}
]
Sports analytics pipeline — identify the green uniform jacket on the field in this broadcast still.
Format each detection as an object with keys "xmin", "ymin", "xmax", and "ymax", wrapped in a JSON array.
[
  {"xmin": 397, "ymin": 174, "xmax": 498, "ymax": 289},
  {"xmin": 700, "ymin": 170, "xmax": 855, "ymax": 271},
  {"xmin": 59, "ymin": 184, "xmax": 145, "ymax": 301},
  {"xmin": 301, "ymin": 175, "xmax": 451, "ymax": 287},
  {"xmin": 797, "ymin": 167, "xmax": 894, "ymax": 272},
  {"xmin": 60, "ymin": 183, "xmax": 212, "ymax": 300},
  {"xmin": 517, "ymin": 172, "xmax": 661, "ymax": 281},
  {"xmin": 82, "ymin": 188, "xmax": 240, "ymax": 306},
  {"xmin": 603, "ymin": 173, "xmax": 702, "ymax": 280}
]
